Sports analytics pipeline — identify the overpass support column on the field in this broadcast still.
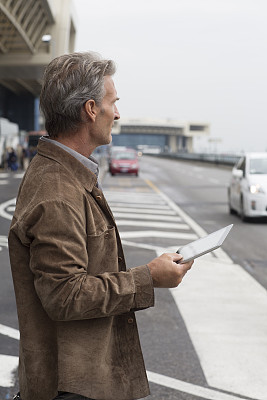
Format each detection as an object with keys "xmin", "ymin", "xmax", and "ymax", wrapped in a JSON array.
[{"xmin": 168, "ymin": 135, "xmax": 177, "ymax": 153}]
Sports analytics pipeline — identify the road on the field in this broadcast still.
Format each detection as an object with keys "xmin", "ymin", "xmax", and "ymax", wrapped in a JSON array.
[{"xmin": 0, "ymin": 156, "xmax": 266, "ymax": 400}]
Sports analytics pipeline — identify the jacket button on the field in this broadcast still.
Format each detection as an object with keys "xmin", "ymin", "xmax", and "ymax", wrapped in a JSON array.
[
  {"xmin": 96, "ymin": 195, "xmax": 102, "ymax": 200},
  {"xmin": 127, "ymin": 318, "xmax": 134, "ymax": 324},
  {"xmin": 104, "ymin": 232, "xmax": 109, "ymax": 238},
  {"xmin": 118, "ymin": 256, "xmax": 123, "ymax": 262}
]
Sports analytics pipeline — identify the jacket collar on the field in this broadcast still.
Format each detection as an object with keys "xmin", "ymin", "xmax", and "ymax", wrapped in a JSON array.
[{"xmin": 37, "ymin": 139, "xmax": 97, "ymax": 192}]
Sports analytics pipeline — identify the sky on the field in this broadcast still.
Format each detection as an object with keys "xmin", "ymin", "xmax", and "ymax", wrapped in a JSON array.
[{"xmin": 72, "ymin": 0, "xmax": 267, "ymax": 153}]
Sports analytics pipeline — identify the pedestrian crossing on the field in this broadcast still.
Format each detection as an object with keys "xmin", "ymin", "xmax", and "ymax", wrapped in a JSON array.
[
  {"xmin": 104, "ymin": 179, "xmax": 267, "ymax": 400},
  {"xmin": 0, "ymin": 177, "xmax": 266, "ymax": 399}
]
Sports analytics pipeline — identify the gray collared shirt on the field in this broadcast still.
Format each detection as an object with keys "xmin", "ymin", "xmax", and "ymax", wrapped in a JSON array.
[{"xmin": 40, "ymin": 136, "xmax": 102, "ymax": 189}]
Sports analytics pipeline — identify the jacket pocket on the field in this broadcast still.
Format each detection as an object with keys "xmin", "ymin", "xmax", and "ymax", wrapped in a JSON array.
[{"xmin": 87, "ymin": 226, "xmax": 118, "ymax": 275}]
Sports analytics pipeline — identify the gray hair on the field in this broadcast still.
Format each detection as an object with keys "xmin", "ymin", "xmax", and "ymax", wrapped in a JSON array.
[{"xmin": 39, "ymin": 51, "xmax": 116, "ymax": 137}]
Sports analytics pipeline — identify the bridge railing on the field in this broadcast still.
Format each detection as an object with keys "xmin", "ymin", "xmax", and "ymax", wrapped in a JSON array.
[{"xmin": 147, "ymin": 152, "xmax": 241, "ymax": 166}]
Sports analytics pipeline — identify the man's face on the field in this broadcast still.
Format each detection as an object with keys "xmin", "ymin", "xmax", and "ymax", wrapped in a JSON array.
[{"xmin": 93, "ymin": 76, "xmax": 120, "ymax": 146}]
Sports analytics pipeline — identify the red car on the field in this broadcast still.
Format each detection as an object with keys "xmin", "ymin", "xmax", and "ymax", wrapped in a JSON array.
[{"xmin": 109, "ymin": 149, "xmax": 139, "ymax": 176}]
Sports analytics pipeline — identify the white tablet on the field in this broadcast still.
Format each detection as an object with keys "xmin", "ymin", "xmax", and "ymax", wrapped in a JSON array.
[{"xmin": 177, "ymin": 224, "xmax": 233, "ymax": 263}]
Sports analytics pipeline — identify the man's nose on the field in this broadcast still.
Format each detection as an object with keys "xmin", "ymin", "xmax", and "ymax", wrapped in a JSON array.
[{"xmin": 114, "ymin": 105, "xmax": 120, "ymax": 120}]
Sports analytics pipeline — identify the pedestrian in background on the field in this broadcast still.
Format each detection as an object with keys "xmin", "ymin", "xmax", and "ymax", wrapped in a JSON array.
[
  {"xmin": 7, "ymin": 147, "xmax": 18, "ymax": 171},
  {"xmin": 8, "ymin": 52, "xmax": 193, "ymax": 400}
]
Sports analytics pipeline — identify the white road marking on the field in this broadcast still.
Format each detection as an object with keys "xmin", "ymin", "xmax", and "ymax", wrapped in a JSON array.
[
  {"xmin": 116, "ymin": 220, "xmax": 189, "ymax": 229},
  {"xmin": 6, "ymin": 206, "xmax": 16, "ymax": 212},
  {"xmin": 113, "ymin": 212, "xmax": 181, "ymax": 221},
  {"xmin": 209, "ymin": 178, "xmax": 220, "ymax": 184},
  {"xmin": 171, "ymin": 259, "xmax": 267, "ymax": 400},
  {"xmin": 0, "ymin": 180, "xmax": 8, "ymax": 185},
  {"xmin": 111, "ymin": 206, "xmax": 176, "ymax": 214},
  {"xmin": 150, "ymin": 186, "xmax": 233, "ymax": 263},
  {"xmin": 0, "ymin": 324, "xmax": 20, "ymax": 340},
  {"xmin": 0, "ymin": 173, "xmax": 10, "ymax": 178},
  {"xmin": 0, "ymin": 197, "xmax": 16, "ymax": 221},
  {"xmin": 147, "ymin": 371, "xmax": 250, "ymax": 400},
  {"xmin": 0, "ymin": 355, "xmax": 19, "ymax": 387},
  {"xmin": 0, "ymin": 236, "xmax": 8, "ymax": 251},
  {"xmin": 109, "ymin": 202, "xmax": 171, "ymax": 209},
  {"xmin": 13, "ymin": 172, "xmax": 24, "ymax": 179},
  {"xmin": 120, "ymin": 231, "xmax": 197, "ymax": 240}
]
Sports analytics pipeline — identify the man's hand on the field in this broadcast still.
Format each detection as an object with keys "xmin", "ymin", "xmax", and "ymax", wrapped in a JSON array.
[{"xmin": 147, "ymin": 253, "xmax": 194, "ymax": 288}]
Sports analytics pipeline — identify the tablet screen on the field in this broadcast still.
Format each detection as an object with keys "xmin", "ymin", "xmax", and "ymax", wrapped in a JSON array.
[{"xmin": 177, "ymin": 224, "xmax": 233, "ymax": 263}]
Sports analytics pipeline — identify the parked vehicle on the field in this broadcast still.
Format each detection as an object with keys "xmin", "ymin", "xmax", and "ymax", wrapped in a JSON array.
[
  {"xmin": 228, "ymin": 152, "xmax": 267, "ymax": 220},
  {"xmin": 109, "ymin": 148, "xmax": 139, "ymax": 176}
]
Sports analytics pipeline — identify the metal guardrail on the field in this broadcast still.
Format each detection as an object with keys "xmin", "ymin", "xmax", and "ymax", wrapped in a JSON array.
[{"xmin": 147, "ymin": 152, "xmax": 241, "ymax": 166}]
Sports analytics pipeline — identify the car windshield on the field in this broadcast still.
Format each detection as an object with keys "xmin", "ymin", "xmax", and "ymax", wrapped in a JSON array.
[
  {"xmin": 114, "ymin": 152, "xmax": 136, "ymax": 160},
  {"xmin": 249, "ymin": 158, "xmax": 267, "ymax": 174}
]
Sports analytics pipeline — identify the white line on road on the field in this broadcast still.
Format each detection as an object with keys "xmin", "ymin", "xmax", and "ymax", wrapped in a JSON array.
[
  {"xmin": 113, "ymin": 212, "xmax": 181, "ymax": 221},
  {"xmin": 0, "ymin": 180, "xmax": 8, "ymax": 185},
  {"xmin": 120, "ymin": 231, "xmax": 198, "ymax": 240},
  {"xmin": 170, "ymin": 259, "xmax": 267, "ymax": 400},
  {"xmin": 0, "ymin": 355, "xmax": 19, "ymax": 387},
  {"xmin": 116, "ymin": 220, "xmax": 189, "ymax": 229},
  {"xmin": 111, "ymin": 206, "xmax": 176, "ymax": 214},
  {"xmin": 0, "ymin": 236, "xmax": 8, "ymax": 251},
  {"xmin": 209, "ymin": 178, "xmax": 220, "ymax": 184},
  {"xmin": 147, "ymin": 371, "xmax": 251, "ymax": 400},
  {"xmin": 109, "ymin": 202, "xmax": 171, "ymax": 209},
  {"xmin": 0, "ymin": 324, "xmax": 20, "ymax": 340},
  {"xmin": 0, "ymin": 198, "xmax": 16, "ymax": 221}
]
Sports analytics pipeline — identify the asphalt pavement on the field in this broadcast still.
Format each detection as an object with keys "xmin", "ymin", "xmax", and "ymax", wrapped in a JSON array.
[{"xmin": 0, "ymin": 159, "xmax": 266, "ymax": 400}]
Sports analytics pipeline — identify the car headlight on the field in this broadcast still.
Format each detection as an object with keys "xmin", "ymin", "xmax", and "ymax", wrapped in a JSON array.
[
  {"xmin": 249, "ymin": 184, "xmax": 265, "ymax": 194},
  {"xmin": 132, "ymin": 163, "xmax": 138, "ymax": 168},
  {"xmin": 112, "ymin": 162, "xmax": 118, "ymax": 168}
]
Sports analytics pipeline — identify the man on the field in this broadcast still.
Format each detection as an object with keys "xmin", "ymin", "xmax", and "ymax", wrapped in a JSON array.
[{"xmin": 9, "ymin": 52, "xmax": 193, "ymax": 400}]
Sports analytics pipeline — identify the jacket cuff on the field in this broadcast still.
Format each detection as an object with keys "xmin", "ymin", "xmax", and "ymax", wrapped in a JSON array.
[{"xmin": 130, "ymin": 265, "xmax": 154, "ymax": 309}]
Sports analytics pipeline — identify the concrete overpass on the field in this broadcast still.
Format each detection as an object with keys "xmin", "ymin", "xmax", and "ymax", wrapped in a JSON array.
[
  {"xmin": 111, "ymin": 118, "xmax": 210, "ymax": 153},
  {"xmin": 0, "ymin": 0, "xmax": 76, "ymax": 131}
]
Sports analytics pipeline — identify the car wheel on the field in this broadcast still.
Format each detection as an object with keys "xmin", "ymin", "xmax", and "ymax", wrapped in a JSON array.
[
  {"xmin": 240, "ymin": 196, "xmax": 248, "ymax": 221},
  {"xmin": 228, "ymin": 189, "xmax": 235, "ymax": 215}
]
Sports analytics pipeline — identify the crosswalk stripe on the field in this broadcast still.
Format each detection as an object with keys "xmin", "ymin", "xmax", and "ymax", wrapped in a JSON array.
[
  {"xmin": 111, "ymin": 206, "xmax": 176, "ymax": 213},
  {"xmin": 116, "ymin": 220, "xmax": 189, "ymax": 229},
  {"xmin": 113, "ymin": 212, "xmax": 181, "ymax": 221},
  {"xmin": 120, "ymin": 231, "xmax": 198, "ymax": 240}
]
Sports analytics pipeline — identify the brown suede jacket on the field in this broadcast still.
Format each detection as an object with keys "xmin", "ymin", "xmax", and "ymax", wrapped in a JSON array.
[{"xmin": 8, "ymin": 140, "xmax": 154, "ymax": 400}]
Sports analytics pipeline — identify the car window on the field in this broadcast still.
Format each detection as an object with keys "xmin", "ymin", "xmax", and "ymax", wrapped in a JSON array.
[
  {"xmin": 114, "ymin": 152, "xmax": 136, "ymax": 160},
  {"xmin": 249, "ymin": 158, "xmax": 267, "ymax": 174}
]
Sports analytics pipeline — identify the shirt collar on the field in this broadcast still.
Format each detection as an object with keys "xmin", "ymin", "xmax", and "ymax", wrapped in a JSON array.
[{"xmin": 40, "ymin": 136, "xmax": 99, "ymax": 177}]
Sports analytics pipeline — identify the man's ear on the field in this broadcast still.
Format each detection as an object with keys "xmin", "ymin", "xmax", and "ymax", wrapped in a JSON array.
[{"xmin": 84, "ymin": 99, "xmax": 98, "ymax": 122}]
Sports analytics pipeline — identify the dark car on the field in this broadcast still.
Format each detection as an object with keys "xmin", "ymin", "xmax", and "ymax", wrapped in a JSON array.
[{"xmin": 109, "ymin": 149, "xmax": 139, "ymax": 176}]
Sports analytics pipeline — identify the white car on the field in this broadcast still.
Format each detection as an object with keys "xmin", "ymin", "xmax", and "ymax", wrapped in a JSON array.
[{"xmin": 228, "ymin": 153, "xmax": 267, "ymax": 221}]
